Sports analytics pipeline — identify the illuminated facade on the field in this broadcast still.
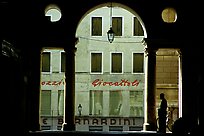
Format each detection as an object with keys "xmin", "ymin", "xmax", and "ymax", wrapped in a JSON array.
[
  {"xmin": 39, "ymin": 5, "xmax": 179, "ymax": 131},
  {"xmin": 3, "ymin": 0, "xmax": 201, "ymax": 135},
  {"xmin": 75, "ymin": 6, "xmax": 145, "ymax": 131}
]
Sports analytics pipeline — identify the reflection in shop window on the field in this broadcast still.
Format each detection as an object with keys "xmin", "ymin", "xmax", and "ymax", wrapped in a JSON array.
[
  {"xmin": 58, "ymin": 90, "xmax": 64, "ymax": 115},
  {"xmin": 90, "ymin": 90, "xmax": 103, "ymax": 115},
  {"xmin": 130, "ymin": 91, "xmax": 143, "ymax": 117},
  {"xmin": 40, "ymin": 90, "xmax": 51, "ymax": 115},
  {"xmin": 109, "ymin": 91, "xmax": 122, "ymax": 116}
]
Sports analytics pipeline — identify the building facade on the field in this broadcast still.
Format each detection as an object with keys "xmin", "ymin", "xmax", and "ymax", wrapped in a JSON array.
[
  {"xmin": 39, "ymin": 4, "xmax": 179, "ymax": 132},
  {"xmin": 75, "ymin": 6, "xmax": 145, "ymax": 131}
]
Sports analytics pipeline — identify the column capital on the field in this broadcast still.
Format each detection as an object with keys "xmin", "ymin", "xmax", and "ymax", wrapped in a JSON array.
[
  {"xmin": 64, "ymin": 37, "xmax": 78, "ymax": 54},
  {"xmin": 144, "ymin": 47, "xmax": 158, "ymax": 57}
]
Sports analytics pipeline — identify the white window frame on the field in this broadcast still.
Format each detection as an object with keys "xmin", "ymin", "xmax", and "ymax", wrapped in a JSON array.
[
  {"xmin": 132, "ymin": 52, "xmax": 145, "ymax": 74},
  {"xmin": 110, "ymin": 52, "xmax": 123, "ymax": 74},
  {"xmin": 90, "ymin": 16, "xmax": 103, "ymax": 37},
  {"xmin": 132, "ymin": 16, "xmax": 146, "ymax": 37},
  {"xmin": 59, "ymin": 50, "xmax": 65, "ymax": 73},
  {"xmin": 112, "ymin": 16, "xmax": 124, "ymax": 37},
  {"xmin": 41, "ymin": 50, "xmax": 52, "ymax": 74},
  {"xmin": 90, "ymin": 51, "xmax": 103, "ymax": 74}
]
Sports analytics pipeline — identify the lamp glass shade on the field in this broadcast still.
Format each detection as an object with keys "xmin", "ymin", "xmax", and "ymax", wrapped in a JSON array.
[{"xmin": 107, "ymin": 27, "xmax": 114, "ymax": 43}]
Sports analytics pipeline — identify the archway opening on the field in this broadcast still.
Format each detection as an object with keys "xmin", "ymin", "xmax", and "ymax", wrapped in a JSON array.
[
  {"xmin": 74, "ymin": 2, "xmax": 146, "ymax": 131},
  {"xmin": 155, "ymin": 48, "xmax": 181, "ymax": 132}
]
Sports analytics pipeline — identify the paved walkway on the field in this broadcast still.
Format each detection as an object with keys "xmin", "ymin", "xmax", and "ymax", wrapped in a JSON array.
[{"xmin": 30, "ymin": 130, "xmax": 173, "ymax": 136}]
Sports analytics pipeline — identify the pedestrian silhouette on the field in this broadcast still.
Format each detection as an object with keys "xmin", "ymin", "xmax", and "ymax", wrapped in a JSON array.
[{"xmin": 158, "ymin": 93, "xmax": 168, "ymax": 133}]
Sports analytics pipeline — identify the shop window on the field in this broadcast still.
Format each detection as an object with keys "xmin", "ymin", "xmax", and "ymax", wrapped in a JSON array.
[
  {"xmin": 112, "ymin": 17, "xmax": 122, "ymax": 36},
  {"xmin": 40, "ymin": 90, "xmax": 51, "ymax": 115},
  {"xmin": 111, "ymin": 53, "xmax": 122, "ymax": 73},
  {"xmin": 129, "ymin": 91, "xmax": 143, "ymax": 117},
  {"xmin": 58, "ymin": 90, "xmax": 64, "ymax": 116},
  {"xmin": 92, "ymin": 17, "xmax": 102, "ymax": 36},
  {"xmin": 89, "ymin": 90, "xmax": 103, "ymax": 115},
  {"xmin": 91, "ymin": 52, "xmax": 102, "ymax": 73},
  {"xmin": 133, "ymin": 17, "xmax": 144, "ymax": 36},
  {"xmin": 42, "ymin": 52, "xmax": 50, "ymax": 72},
  {"xmin": 109, "ymin": 91, "xmax": 122, "ymax": 116},
  {"xmin": 133, "ymin": 53, "xmax": 144, "ymax": 73}
]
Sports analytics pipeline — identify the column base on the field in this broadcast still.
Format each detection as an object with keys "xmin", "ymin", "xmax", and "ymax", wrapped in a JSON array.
[
  {"xmin": 61, "ymin": 123, "xmax": 75, "ymax": 131},
  {"xmin": 143, "ymin": 122, "xmax": 157, "ymax": 131}
]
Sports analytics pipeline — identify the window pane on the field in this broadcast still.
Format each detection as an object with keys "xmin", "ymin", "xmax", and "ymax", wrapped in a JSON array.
[
  {"xmin": 58, "ymin": 90, "xmax": 64, "ymax": 116},
  {"xmin": 133, "ymin": 53, "xmax": 144, "ymax": 73},
  {"xmin": 112, "ymin": 53, "xmax": 122, "ymax": 73},
  {"xmin": 91, "ymin": 53, "xmax": 102, "ymax": 73},
  {"xmin": 130, "ymin": 91, "xmax": 143, "ymax": 117},
  {"xmin": 112, "ymin": 17, "xmax": 122, "ymax": 36},
  {"xmin": 134, "ymin": 17, "xmax": 144, "ymax": 36},
  {"xmin": 90, "ymin": 90, "xmax": 103, "ymax": 115},
  {"xmin": 41, "ymin": 90, "xmax": 51, "ymax": 115},
  {"xmin": 42, "ymin": 52, "xmax": 50, "ymax": 72},
  {"xmin": 92, "ymin": 17, "xmax": 102, "ymax": 36},
  {"xmin": 61, "ymin": 52, "xmax": 66, "ymax": 72},
  {"xmin": 109, "ymin": 91, "xmax": 122, "ymax": 116}
]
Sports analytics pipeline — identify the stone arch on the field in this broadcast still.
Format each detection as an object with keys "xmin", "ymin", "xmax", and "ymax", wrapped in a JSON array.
[
  {"xmin": 75, "ymin": 2, "xmax": 147, "ymax": 39},
  {"xmin": 73, "ymin": 1, "xmax": 148, "ymax": 131}
]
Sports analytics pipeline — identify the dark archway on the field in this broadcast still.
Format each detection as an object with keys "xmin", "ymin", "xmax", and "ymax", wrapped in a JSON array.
[{"xmin": 2, "ymin": 0, "xmax": 200, "ymax": 134}]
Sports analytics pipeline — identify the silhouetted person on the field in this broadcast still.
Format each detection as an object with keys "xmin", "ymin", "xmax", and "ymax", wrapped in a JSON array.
[{"xmin": 158, "ymin": 93, "xmax": 168, "ymax": 133}]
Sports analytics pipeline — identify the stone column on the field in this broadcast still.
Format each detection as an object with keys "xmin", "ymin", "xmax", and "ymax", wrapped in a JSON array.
[
  {"xmin": 180, "ymin": 47, "xmax": 200, "ymax": 131},
  {"xmin": 62, "ymin": 39, "xmax": 77, "ymax": 131},
  {"xmin": 143, "ymin": 47, "xmax": 158, "ymax": 131},
  {"xmin": 177, "ymin": 49, "xmax": 183, "ymax": 118}
]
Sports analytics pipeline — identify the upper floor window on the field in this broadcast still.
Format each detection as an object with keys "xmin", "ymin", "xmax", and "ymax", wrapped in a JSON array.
[
  {"xmin": 61, "ymin": 52, "xmax": 66, "ymax": 72},
  {"xmin": 91, "ymin": 17, "xmax": 102, "ymax": 36},
  {"xmin": 133, "ymin": 17, "xmax": 144, "ymax": 36},
  {"xmin": 111, "ymin": 52, "xmax": 123, "ymax": 74},
  {"xmin": 91, "ymin": 52, "xmax": 102, "ymax": 73},
  {"xmin": 42, "ymin": 52, "xmax": 51, "ymax": 72},
  {"xmin": 133, "ymin": 53, "xmax": 144, "ymax": 73},
  {"xmin": 112, "ymin": 17, "xmax": 122, "ymax": 36}
]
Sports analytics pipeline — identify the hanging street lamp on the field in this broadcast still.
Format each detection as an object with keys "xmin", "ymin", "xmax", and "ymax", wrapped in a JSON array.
[
  {"xmin": 107, "ymin": 2, "xmax": 115, "ymax": 43},
  {"xmin": 107, "ymin": 27, "xmax": 114, "ymax": 43}
]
